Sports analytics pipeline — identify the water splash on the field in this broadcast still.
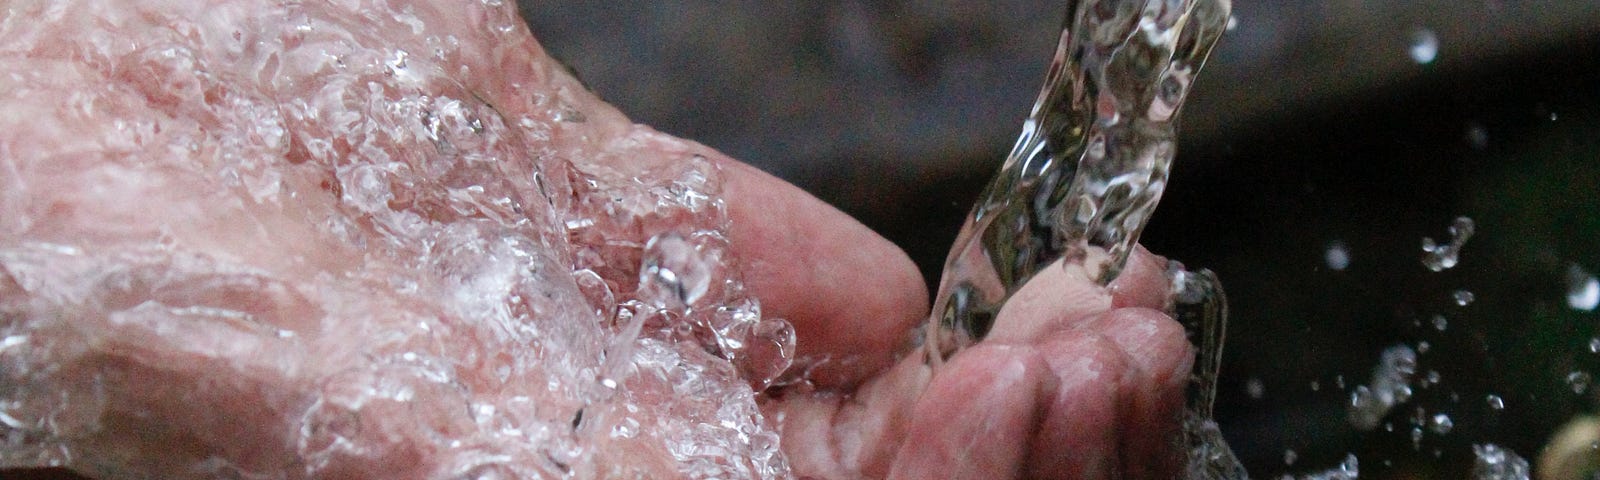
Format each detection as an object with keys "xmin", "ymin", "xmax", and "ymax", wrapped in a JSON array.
[
  {"xmin": 1428, "ymin": 413, "xmax": 1454, "ymax": 435},
  {"xmin": 1566, "ymin": 371, "xmax": 1591, "ymax": 395},
  {"xmin": 1567, "ymin": 263, "xmax": 1599, "ymax": 311},
  {"xmin": 924, "ymin": 0, "xmax": 1232, "ymax": 357},
  {"xmin": 1421, "ymin": 217, "xmax": 1475, "ymax": 271},
  {"xmin": 917, "ymin": 1, "xmax": 1235, "ymax": 476},
  {"xmin": 1348, "ymin": 344, "xmax": 1419, "ymax": 431},
  {"xmin": 1287, "ymin": 454, "xmax": 1359, "ymax": 480},
  {"xmin": 1471, "ymin": 444, "xmax": 1530, "ymax": 480}
]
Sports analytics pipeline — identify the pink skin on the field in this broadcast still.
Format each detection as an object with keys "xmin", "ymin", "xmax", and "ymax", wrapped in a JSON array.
[{"xmin": 0, "ymin": 1, "xmax": 1192, "ymax": 478}]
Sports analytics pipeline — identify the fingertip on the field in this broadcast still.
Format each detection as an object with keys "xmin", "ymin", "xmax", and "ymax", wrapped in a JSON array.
[
  {"xmin": 1085, "ymin": 308, "xmax": 1193, "ymax": 382},
  {"xmin": 986, "ymin": 259, "xmax": 1112, "ymax": 345},
  {"xmin": 1082, "ymin": 307, "xmax": 1193, "ymax": 478},
  {"xmin": 1110, "ymin": 245, "xmax": 1171, "ymax": 311},
  {"xmin": 1028, "ymin": 332, "xmax": 1131, "ymax": 479}
]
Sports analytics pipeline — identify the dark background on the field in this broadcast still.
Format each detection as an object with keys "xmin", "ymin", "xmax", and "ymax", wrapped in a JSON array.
[{"xmin": 522, "ymin": 1, "xmax": 1600, "ymax": 479}]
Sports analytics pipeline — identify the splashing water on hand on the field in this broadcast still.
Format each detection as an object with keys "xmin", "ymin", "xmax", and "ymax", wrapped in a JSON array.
[
  {"xmin": 925, "ymin": 0, "xmax": 1232, "ymax": 357},
  {"xmin": 921, "ymin": 0, "xmax": 1240, "ymax": 477}
]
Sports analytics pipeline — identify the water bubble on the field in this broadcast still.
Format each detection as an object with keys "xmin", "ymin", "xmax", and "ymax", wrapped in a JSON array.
[
  {"xmin": 1429, "ymin": 413, "xmax": 1454, "ymax": 435},
  {"xmin": 1284, "ymin": 448, "xmax": 1298, "ymax": 466},
  {"xmin": 1422, "ymin": 217, "xmax": 1475, "ymax": 271},
  {"xmin": 1486, "ymin": 394, "xmax": 1505, "ymax": 410},
  {"xmin": 1567, "ymin": 264, "xmax": 1599, "ymax": 311},
  {"xmin": 1225, "ymin": 15, "xmax": 1238, "ymax": 31},
  {"xmin": 1409, "ymin": 426, "xmax": 1424, "ymax": 450},
  {"xmin": 1417, "ymin": 341, "xmax": 1431, "ymax": 354},
  {"xmin": 1567, "ymin": 371, "xmax": 1592, "ymax": 394},
  {"xmin": 1408, "ymin": 28, "xmax": 1439, "ymax": 64},
  {"xmin": 1310, "ymin": 380, "xmax": 1321, "ymax": 392},
  {"xmin": 1471, "ymin": 444, "xmax": 1530, "ymax": 480},
  {"xmin": 1453, "ymin": 289, "xmax": 1476, "ymax": 306},
  {"xmin": 1247, "ymin": 377, "xmax": 1266, "ymax": 399},
  {"xmin": 1589, "ymin": 337, "xmax": 1600, "ymax": 354},
  {"xmin": 1432, "ymin": 315, "xmax": 1449, "ymax": 331},
  {"xmin": 1324, "ymin": 241, "xmax": 1350, "ymax": 271}
]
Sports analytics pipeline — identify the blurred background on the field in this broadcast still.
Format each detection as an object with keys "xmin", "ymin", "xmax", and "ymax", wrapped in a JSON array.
[{"xmin": 522, "ymin": 1, "xmax": 1600, "ymax": 478}]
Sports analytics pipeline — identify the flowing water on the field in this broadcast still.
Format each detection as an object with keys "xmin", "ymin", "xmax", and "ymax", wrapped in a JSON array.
[{"xmin": 920, "ymin": 0, "xmax": 1242, "ymax": 477}]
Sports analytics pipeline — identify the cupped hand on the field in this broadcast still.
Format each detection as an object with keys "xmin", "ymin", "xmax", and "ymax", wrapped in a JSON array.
[{"xmin": 0, "ymin": 1, "xmax": 1192, "ymax": 479}]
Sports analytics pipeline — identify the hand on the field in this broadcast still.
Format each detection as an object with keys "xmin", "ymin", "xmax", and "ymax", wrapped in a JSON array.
[{"xmin": 0, "ymin": 1, "xmax": 1192, "ymax": 478}]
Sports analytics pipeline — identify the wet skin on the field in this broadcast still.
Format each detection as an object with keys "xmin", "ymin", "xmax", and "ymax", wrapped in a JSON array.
[{"xmin": 0, "ymin": 1, "xmax": 1192, "ymax": 478}]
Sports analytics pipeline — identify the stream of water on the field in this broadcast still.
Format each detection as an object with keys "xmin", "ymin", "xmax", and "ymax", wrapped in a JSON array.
[{"xmin": 920, "ymin": 0, "xmax": 1241, "ymax": 477}]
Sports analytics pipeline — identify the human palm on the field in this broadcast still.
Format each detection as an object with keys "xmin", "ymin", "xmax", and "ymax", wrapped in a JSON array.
[{"xmin": 0, "ymin": 1, "xmax": 1192, "ymax": 478}]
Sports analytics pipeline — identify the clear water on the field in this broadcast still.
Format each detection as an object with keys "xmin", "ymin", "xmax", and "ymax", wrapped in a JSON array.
[
  {"xmin": 924, "ymin": 0, "xmax": 1231, "ymax": 355},
  {"xmin": 920, "ymin": 0, "xmax": 1241, "ymax": 477}
]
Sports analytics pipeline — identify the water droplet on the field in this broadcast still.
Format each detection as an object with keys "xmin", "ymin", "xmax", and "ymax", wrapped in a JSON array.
[
  {"xmin": 638, "ymin": 232, "xmax": 715, "ymax": 311},
  {"xmin": 1324, "ymin": 241, "xmax": 1350, "ymax": 271},
  {"xmin": 385, "ymin": 48, "xmax": 409, "ymax": 74},
  {"xmin": 734, "ymin": 317, "xmax": 798, "ymax": 390},
  {"xmin": 1432, "ymin": 315, "xmax": 1449, "ymax": 331},
  {"xmin": 0, "ymin": 335, "xmax": 28, "ymax": 352},
  {"xmin": 1471, "ymin": 444, "xmax": 1530, "ymax": 480},
  {"xmin": 1465, "ymin": 123, "xmax": 1489, "ymax": 150},
  {"xmin": 1568, "ymin": 371, "xmax": 1592, "ymax": 394},
  {"xmin": 1247, "ymin": 377, "xmax": 1265, "ymax": 399},
  {"xmin": 1485, "ymin": 394, "xmax": 1505, "ymax": 410},
  {"xmin": 1347, "ymin": 344, "xmax": 1417, "ymax": 430},
  {"xmin": 610, "ymin": 416, "xmax": 639, "ymax": 439},
  {"xmin": 1225, "ymin": 15, "xmax": 1238, "ymax": 31},
  {"xmin": 1408, "ymin": 28, "xmax": 1439, "ymax": 64},
  {"xmin": 1567, "ymin": 264, "xmax": 1599, "ymax": 311},
  {"xmin": 1429, "ymin": 413, "xmax": 1454, "ymax": 435},
  {"xmin": 1422, "ymin": 217, "xmax": 1475, "ymax": 271},
  {"xmin": 1453, "ymin": 290, "xmax": 1475, "ymax": 306}
]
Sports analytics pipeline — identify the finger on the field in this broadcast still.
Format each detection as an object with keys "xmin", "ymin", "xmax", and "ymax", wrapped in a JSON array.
[
  {"xmin": 714, "ymin": 156, "xmax": 929, "ymax": 388},
  {"xmin": 984, "ymin": 246, "xmax": 1171, "ymax": 344},
  {"xmin": 985, "ymin": 258, "xmax": 1111, "ymax": 344},
  {"xmin": 886, "ymin": 344, "xmax": 1054, "ymax": 480},
  {"xmin": 765, "ymin": 357, "xmax": 931, "ymax": 479},
  {"xmin": 1110, "ymin": 245, "xmax": 1172, "ymax": 311},
  {"xmin": 1080, "ymin": 307, "xmax": 1195, "ymax": 479},
  {"xmin": 1026, "ymin": 332, "xmax": 1132, "ymax": 479}
]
